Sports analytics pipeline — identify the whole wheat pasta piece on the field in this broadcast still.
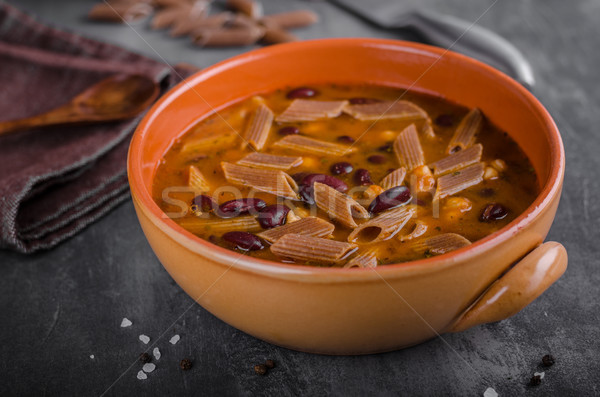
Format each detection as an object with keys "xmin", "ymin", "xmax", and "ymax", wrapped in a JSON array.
[
  {"xmin": 151, "ymin": 6, "xmax": 188, "ymax": 29},
  {"xmin": 188, "ymin": 165, "xmax": 210, "ymax": 193},
  {"xmin": 243, "ymin": 103, "xmax": 274, "ymax": 150},
  {"xmin": 446, "ymin": 108, "xmax": 483, "ymax": 154},
  {"xmin": 429, "ymin": 144, "xmax": 483, "ymax": 176},
  {"xmin": 177, "ymin": 215, "xmax": 261, "ymax": 234},
  {"xmin": 259, "ymin": 10, "xmax": 319, "ymax": 29},
  {"xmin": 275, "ymin": 99, "xmax": 348, "ymax": 123},
  {"xmin": 394, "ymin": 124, "xmax": 425, "ymax": 171},
  {"xmin": 344, "ymin": 248, "xmax": 378, "ymax": 268},
  {"xmin": 257, "ymin": 216, "xmax": 335, "ymax": 243},
  {"xmin": 343, "ymin": 100, "xmax": 428, "ymax": 121},
  {"xmin": 398, "ymin": 220, "xmax": 428, "ymax": 242},
  {"xmin": 237, "ymin": 152, "xmax": 302, "ymax": 170},
  {"xmin": 421, "ymin": 120, "xmax": 436, "ymax": 139},
  {"xmin": 181, "ymin": 132, "xmax": 238, "ymax": 153},
  {"xmin": 273, "ymin": 135, "xmax": 356, "ymax": 156},
  {"xmin": 434, "ymin": 162, "xmax": 485, "ymax": 200},
  {"xmin": 380, "ymin": 168, "xmax": 407, "ymax": 190},
  {"xmin": 412, "ymin": 233, "xmax": 471, "ymax": 255},
  {"xmin": 221, "ymin": 162, "xmax": 298, "ymax": 199},
  {"xmin": 313, "ymin": 182, "xmax": 369, "ymax": 228},
  {"xmin": 348, "ymin": 205, "xmax": 417, "ymax": 244},
  {"xmin": 270, "ymin": 234, "xmax": 357, "ymax": 264}
]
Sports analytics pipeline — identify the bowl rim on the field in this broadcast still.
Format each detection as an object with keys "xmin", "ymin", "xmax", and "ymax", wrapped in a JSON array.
[{"xmin": 128, "ymin": 38, "xmax": 565, "ymax": 280}]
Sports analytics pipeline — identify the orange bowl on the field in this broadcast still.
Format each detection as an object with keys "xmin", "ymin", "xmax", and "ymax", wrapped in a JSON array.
[{"xmin": 128, "ymin": 39, "xmax": 566, "ymax": 354}]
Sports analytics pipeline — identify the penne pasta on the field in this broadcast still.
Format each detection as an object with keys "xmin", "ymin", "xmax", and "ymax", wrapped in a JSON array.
[
  {"xmin": 348, "ymin": 205, "xmax": 416, "ymax": 244},
  {"xmin": 446, "ymin": 108, "xmax": 483, "ymax": 154},
  {"xmin": 343, "ymin": 100, "xmax": 428, "ymax": 121},
  {"xmin": 313, "ymin": 182, "xmax": 369, "ymax": 228},
  {"xmin": 244, "ymin": 103, "xmax": 274, "ymax": 150},
  {"xmin": 182, "ymin": 132, "xmax": 238, "ymax": 153},
  {"xmin": 257, "ymin": 216, "xmax": 335, "ymax": 243},
  {"xmin": 421, "ymin": 120, "xmax": 436, "ymax": 139},
  {"xmin": 380, "ymin": 168, "xmax": 407, "ymax": 190},
  {"xmin": 434, "ymin": 162, "xmax": 485, "ymax": 200},
  {"xmin": 275, "ymin": 99, "xmax": 348, "ymax": 122},
  {"xmin": 221, "ymin": 162, "xmax": 299, "ymax": 199},
  {"xmin": 273, "ymin": 135, "xmax": 356, "ymax": 156},
  {"xmin": 176, "ymin": 215, "xmax": 261, "ymax": 234},
  {"xmin": 188, "ymin": 165, "xmax": 210, "ymax": 193},
  {"xmin": 394, "ymin": 124, "xmax": 425, "ymax": 171},
  {"xmin": 344, "ymin": 248, "xmax": 378, "ymax": 268},
  {"xmin": 398, "ymin": 220, "xmax": 428, "ymax": 242},
  {"xmin": 237, "ymin": 152, "xmax": 302, "ymax": 170},
  {"xmin": 270, "ymin": 233, "xmax": 357, "ymax": 264},
  {"xmin": 429, "ymin": 143, "xmax": 483, "ymax": 176},
  {"xmin": 412, "ymin": 233, "xmax": 471, "ymax": 255}
]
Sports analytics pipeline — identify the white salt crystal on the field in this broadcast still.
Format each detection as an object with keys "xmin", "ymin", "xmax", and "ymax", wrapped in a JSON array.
[
  {"xmin": 534, "ymin": 371, "xmax": 545, "ymax": 379},
  {"xmin": 121, "ymin": 318, "xmax": 132, "ymax": 327},
  {"xmin": 143, "ymin": 363, "xmax": 156, "ymax": 373},
  {"xmin": 169, "ymin": 334, "xmax": 180, "ymax": 345},
  {"xmin": 483, "ymin": 387, "xmax": 498, "ymax": 397},
  {"xmin": 139, "ymin": 334, "xmax": 150, "ymax": 344},
  {"xmin": 137, "ymin": 370, "xmax": 148, "ymax": 380},
  {"xmin": 90, "ymin": 355, "xmax": 95, "ymax": 359},
  {"xmin": 153, "ymin": 347, "xmax": 161, "ymax": 360}
]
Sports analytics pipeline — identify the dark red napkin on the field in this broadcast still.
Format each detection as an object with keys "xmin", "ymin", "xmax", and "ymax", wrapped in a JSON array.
[{"xmin": 0, "ymin": 3, "xmax": 197, "ymax": 253}]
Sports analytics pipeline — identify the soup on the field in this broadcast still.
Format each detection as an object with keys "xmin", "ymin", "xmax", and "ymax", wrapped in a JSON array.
[{"xmin": 152, "ymin": 84, "xmax": 538, "ymax": 267}]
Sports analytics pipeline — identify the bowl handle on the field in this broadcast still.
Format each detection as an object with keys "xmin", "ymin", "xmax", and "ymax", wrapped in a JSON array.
[{"xmin": 448, "ymin": 241, "xmax": 567, "ymax": 333}]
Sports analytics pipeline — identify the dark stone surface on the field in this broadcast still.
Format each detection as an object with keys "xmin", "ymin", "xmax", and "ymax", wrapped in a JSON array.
[{"xmin": 1, "ymin": 0, "xmax": 599, "ymax": 395}]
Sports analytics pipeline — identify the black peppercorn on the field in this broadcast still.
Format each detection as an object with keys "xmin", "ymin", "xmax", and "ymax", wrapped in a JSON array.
[
  {"xmin": 542, "ymin": 354, "xmax": 555, "ymax": 367},
  {"xmin": 254, "ymin": 364, "xmax": 268, "ymax": 375},
  {"xmin": 180, "ymin": 358, "xmax": 193, "ymax": 370},
  {"xmin": 265, "ymin": 359, "xmax": 275, "ymax": 369},
  {"xmin": 139, "ymin": 353, "xmax": 151, "ymax": 363},
  {"xmin": 529, "ymin": 375, "xmax": 542, "ymax": 386}
]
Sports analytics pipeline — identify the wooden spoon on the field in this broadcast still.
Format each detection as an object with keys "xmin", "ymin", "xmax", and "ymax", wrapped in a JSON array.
[{"xmin": 0, "ymin": 74, "xmax": 159, "ymax": 136}]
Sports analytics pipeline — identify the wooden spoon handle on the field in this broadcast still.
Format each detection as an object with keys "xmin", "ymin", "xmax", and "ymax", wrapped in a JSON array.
[{"xmin": 0, "ymin": 106, "xmax": 79, "ymax": 136}]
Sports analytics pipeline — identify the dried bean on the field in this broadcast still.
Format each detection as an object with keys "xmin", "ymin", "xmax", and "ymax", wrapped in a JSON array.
[
  {"xmin": 298, "ymin": 184, "xmax": 315, "ymax": 205},
  {"xmin": 367, "ymin": 154, "xmax": 387, "ymax": 164},
  {"xmin": 218, "ymin": 198, "xmax": 266, "ymax": 218},
  {"xmin": 286, "ymin": 87, "xmax": 318, "ymax": 99},
  {"xmin": 302, "ymin": 173, "xmax": 348, "ymax": 192},
  {"xmin": 278, "ymin": 126, "xmax": 299, "ymax": 135},
  {"xmin": 354, "ymin": 169, "xmax": 373, "ymax": 186},
  {"xmin": 349, "ymin": 97, "xmax": 381, "ymax": 105},
  {"xmin": 258, "ymin": 205, "xmax": 290, "ymax": 229},
  {"xmin": 330, "ymin": 162, "xmax": 353, "ymax": 175},
  {"xmin": 378, "ymin": 143, "xmax": 393, "ymax": 153},
  {"xmin": 479, "ymin": 203, "xmax": 508, "ymax": 222},
  {"xmin": 368, "ymin": 186, "xmax": 412, "ymax": 214},
  {"xmin": 192, "ymin": 194, "xmax": 217, "ymax": 213},
  {"xmin": 222, "ymin": 231, "xmax": 264, "ymax": 251},
  {"xmin": 336, "ymin": 135, "xmax": 355, "ymax": 143}
]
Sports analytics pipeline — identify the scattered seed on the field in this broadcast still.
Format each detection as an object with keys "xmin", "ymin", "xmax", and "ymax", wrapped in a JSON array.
[
  {"xmin": 529, "ymin": 374, "xmax": 542, "ymax": 386},
  {"xmin": 534, "ymin": 371, "xmax": 545, "ymax": 380},
  {"xmin": 143, "ymin": 363, "xmax": 156, "ymax": 373},
  {"xmin": 542, "ymin": 354, "xmax": 555, "ymax": 367},
  {"xmin": 254, "ymin": 364, "xmax": 268, "ymax": 375},
  {"xmin": 121, "ymin": 318, "xmax": 132, "ymax": 327},
  {"xmin": 140, "ymin": 353, "xmax": 152, "ymax": 363},
  {"xmin": 137, "ymin": 370, "xmax": 148, "ymax": 380},
  {"xmin": 169, "ymin": 334, "xmax": 181, "ymax": 345},
  {"xmin": 180, "ymin": 358, "xmax": 193, "ymax": 370},
  {"xmin": 265, "ymin": 359, "xmax": 276, "ymax": 369},
  {"xmin": 139, "ymin": 335, "xmax": 150, "ymax": 344},
  {"xmin": 483, "ymin": 387, "xmax": 498, "ymax": 397},
  {"xmin": 153, "ymin": 347, "xmax": 161, "ymax": 361}
]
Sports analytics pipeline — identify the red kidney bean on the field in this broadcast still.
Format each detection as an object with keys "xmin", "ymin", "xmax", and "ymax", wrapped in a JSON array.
[
  {"xmin": 192, "ymin": 194, "xmax": 216, "ymax": 213},
  {"xmin": 479, "ymin": 203, "xmax": 508, "ymax": 222},
  {"xmin": 302, "ymin": 173, "xmax": 348, "ymax": 193},
  {"xmin": 367, "ymin": 186, "xmax": 412, "ymax": 214},
  {"xmin": 449, "ymin": 146, "xmax": 462, "ymax": 154},
  {"xmin": 291, "ymin": 172, "xmax": 310, "ymax": 184},
  {"xmin": 222, "ymin": 231, "xmax": 264, "ymax": 251},
  {"xmin": 330, "ymin": 162, "xmax": 353, "ymax": 175},
  {"xmin": 278, "ymin": 126, "xmax": 299, "ymax": 135},
  {"xmin": 354, "ymin": 169, "xmax": 373, "ymax": 186},
  {"xmin": 434, "ymin": 114, "xmax": 454, "ymax": 127},
  {"xmin": 287, "ymin": 87, "xmax": 318, "ymax": 99},
  {"xmin": 298, "ymin": 184, "xmax": 315, "ymax": 205},
  {"xmin": 336, "ymin": 135, "xmax": 355, "ymax": 143},
  {"xmin": 367, "ymin": 154, "xmax": 387, "ymax": 164},
  {"xmin": 349, "ymin": 97, "xmax": 381, "ymax": 105},
  {"xmin": 258, "ymin": 205, "xmax": 290, "ymax": 229},
  {"xmin": 218, "ymin": 198, "xmax": 266, "ymax": 218},
  {"xmin": 378, "ymin": 142, "xmax": 393, "ymax": 153}
]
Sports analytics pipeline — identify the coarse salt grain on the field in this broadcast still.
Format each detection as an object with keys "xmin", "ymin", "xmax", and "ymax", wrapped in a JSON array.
[
  {"xmin": 139, "ymin": 334, "xmax": 150, "ymax": 344},
  {"xmin": 483, "ymin": 387, "xmax": 498, "ymax": 397},
  {"xmin": 169, "ymin": 334, "xmax": 180, "ymax": 345},
  {"xmin": 153, "ymin": 347, "xmax": 161, "ymax": 360},
  {"xmin": 534, "ymin": 371, "xmax": 545, "ymax": 379},
  {"xmin": 137, "ymin": 370, "xmax": 147, "ymax": 380},
  {"xmin": 143, "ymin": 363, "xmax": 156, "ymax": 373},
  {"xmin": 121, "ymin": 318, "xmax": 132, "ymax": 327}
]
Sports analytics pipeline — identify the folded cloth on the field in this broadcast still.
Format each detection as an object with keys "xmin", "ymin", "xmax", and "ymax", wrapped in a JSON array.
[{"xmin": 0, "ymin": 3, "xmax": 197, "ymax": 253}]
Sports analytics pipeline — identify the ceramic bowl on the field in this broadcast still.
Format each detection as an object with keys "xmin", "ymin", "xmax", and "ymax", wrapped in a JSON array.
[{"xmin": 128, "ymin": 39, "xmax": 566, "ymax": 354}]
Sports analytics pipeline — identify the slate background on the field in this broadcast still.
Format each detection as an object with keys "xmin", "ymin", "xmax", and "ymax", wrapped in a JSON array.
[{"xmin": 1, "ymin": 0, "xmax": 599, "ymax": 395}]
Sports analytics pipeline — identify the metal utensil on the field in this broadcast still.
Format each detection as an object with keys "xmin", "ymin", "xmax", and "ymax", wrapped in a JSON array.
[{"xmin": 330, "ymin": 0, "xmax": 535, "ymax": 88}]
